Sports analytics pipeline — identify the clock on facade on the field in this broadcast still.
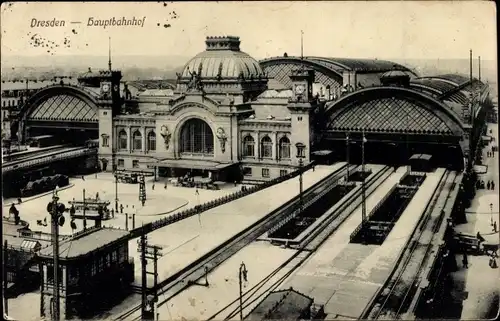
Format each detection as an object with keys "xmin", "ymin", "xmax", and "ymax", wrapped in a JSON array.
[
  {"xmin": 101, "ymin": 83, "xmax": 110, "ymax": 92},
  {"xmin": 294, "ymin": 84, "xmax": 305, "ymax": 95}
]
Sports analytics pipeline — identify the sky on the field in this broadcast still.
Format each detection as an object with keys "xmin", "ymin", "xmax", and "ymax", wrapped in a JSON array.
[{"xmin": 0, "ymin": 1, "xmax": 497, "ymax": 61}]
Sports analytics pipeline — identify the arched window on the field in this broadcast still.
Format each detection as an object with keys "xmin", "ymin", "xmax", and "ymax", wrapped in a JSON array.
[
  {"xmin": 180, "ymin": 118, "xmax": 214, "ymax": 155},
  {"xmin": 147, "ymin": 131, "xmax": 156, "ymax": 151},
  {"xmin": 132, "ymin": 130, "xmax": 142, "ymax": 151},
  {"xmin": 243, "ymin": 135, "xmax": 255, "ymax": 157},
  {"xmin": 278, "ymin": 136, "xmax": 291, "ymax": 159},
  {"xmin": 260, "ymin": 136, "xmax": 273, "ymax": 158},
  {"xmin": 118, "ymin": 130, "xmax": 127, "ymax": 150}
]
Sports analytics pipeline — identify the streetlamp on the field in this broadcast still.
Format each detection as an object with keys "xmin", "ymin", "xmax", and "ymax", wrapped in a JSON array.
[
  {"xmin": 112, "ymin": 148, "xmax": 119, "ymax": 212},
  {"xmin": 490, "ymin": 203, "xmax": 493, "ymax": 226},
  {"xmin": 239, "ymin": 262, "xmax": 248, "ymax": 320},
  {"xmin": 82, "ymin": 188, "xmax": 87, "ymax": 231},
  {"xmin": 296, "ymin": 142, "xmax": 306, "ymax": 215},
  {"xmin": 361, "ymin": 131, "xmax": 367, "ymax": 224},
  {"xmin": 46, "ymin": 191, "xmax": 66, "ymax": 321}
]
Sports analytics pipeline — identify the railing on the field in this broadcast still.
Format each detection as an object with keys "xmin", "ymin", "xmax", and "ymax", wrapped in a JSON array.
[{"xmin": 128, "ymin": 161, "xmax": 316, "ymax": 239}]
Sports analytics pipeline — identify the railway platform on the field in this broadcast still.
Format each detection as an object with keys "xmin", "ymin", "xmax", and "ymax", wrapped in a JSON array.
[
  {"xmin": 448, "ymin": 122, "xmax": 500, "ymax": 320},
  {"xmin": 126, "ymin": 163, "xmax": 344, "ymax": 285},
  {"xmin": 279, "ymin": 168, "xmax": 444, "ymax": 319}
]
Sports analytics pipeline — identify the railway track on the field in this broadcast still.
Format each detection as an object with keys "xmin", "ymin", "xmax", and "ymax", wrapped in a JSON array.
[
  {"xmin": 365, "ymin": 170, "xmax": 458, "ymax": 320},
  {"xmin": 113, "ymin": 164, "xmax": 354, "ymax": 320},
  {"xmin": 206, "ymin": 166, "xmax": 392, "ymax": 321}
]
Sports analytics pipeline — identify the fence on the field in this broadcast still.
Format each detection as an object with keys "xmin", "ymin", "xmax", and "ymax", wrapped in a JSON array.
[{"xmin": 128, "ymin": 161, "xmax": 316, "ymax": 239}]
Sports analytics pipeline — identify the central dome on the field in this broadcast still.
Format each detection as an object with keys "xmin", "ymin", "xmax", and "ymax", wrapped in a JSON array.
[{"xmin": 181, "ymin": 36, "xmax": 265, "ymax": 80}]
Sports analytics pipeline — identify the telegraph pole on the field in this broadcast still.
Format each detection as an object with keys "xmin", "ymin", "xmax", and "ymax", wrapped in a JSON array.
[
  {"xmin": 137, "ymin": 235, "xmax": 163, "ymax": 321},
  {"xmin": 139, "ymin": 234, "xmax": 148, "ymax": 319},
  {"xmin": 47, "ymin": 192, "xmax": 66, "ymax": 321}
]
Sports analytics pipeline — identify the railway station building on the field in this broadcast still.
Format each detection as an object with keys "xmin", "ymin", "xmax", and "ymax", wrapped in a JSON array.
[{"xmin": 9, "ymin": 35, "xmax": 491, "ymax": 185}]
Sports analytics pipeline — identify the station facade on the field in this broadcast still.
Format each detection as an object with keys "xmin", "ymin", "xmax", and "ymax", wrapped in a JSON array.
[
  {"xmin": 9, "ymin": 35, "xmax": 492, "ymax": 183},
  {"xmin": 98, "ymin": 36, "xmax": 318, "ymax": 182}
]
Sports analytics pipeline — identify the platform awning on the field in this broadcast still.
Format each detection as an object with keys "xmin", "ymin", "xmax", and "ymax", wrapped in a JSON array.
[
  {"xmin": 142, "ymin": 159, "xmax": 237, "ymax": 171},
  {"xmin": 312, "ymin": 150, "xmax": 334, "ymax": 156}
]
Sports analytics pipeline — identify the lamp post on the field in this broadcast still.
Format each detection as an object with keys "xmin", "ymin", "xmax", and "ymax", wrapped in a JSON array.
[
  {"xmin": 296, "ymin": 143, "xmax": 306, "ymax": 215},
  {"xmin": 361, "ymin": 131, "xmax": 367, "ymax": 224},
  {"xmin": 46, "ymin": 191, "xmax": 66, "ymax": 321},
  {"xmin": 82, "ymin": 188, "xmax": 87, "ymax": 231},
  {"xmin": 239, "ymin": 262, "xmax": 248, "ymax": 320},
  {"xmin": 112, "ymin": 148, "xmax": 119, "ymax": 212},
  {"xmin": 490, "ymin": 203, "xmax": 493, "ymax": 226},
  {"xmin": 345, "ymin": 133, "xmax": 350, "ymax": 182}
]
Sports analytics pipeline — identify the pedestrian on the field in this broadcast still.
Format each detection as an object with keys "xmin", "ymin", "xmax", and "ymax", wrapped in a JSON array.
[
  {"xmin": 120, "ymin": 204, "xmax": 124, "ymax": 214},
  {"xmin": 234, "ymin": 180, "xmax": 237, "ymax": 187},
  {"xmin": 493, "ymin": 221, "xmax": 497, "ymax": 233},
  {"xmin": 164, "ymin": 183, "xmax": 167, "ymax": 189},
  {"xmin": 492, "ymin": 181, "xmax": 495, "ymax": 190},
  {"xmin": 313, "ymin": 165, "xmax": 315, "ymax": 172},
  {"xmin": 82, "ymin": 175, "xmax": 85, "ymax": 181},
  {"xmin": 462, "ymin": 253, "xmax": 468, "ymax": 268},
  {"xmin": 95, "ymin": 172, "xmax": 98, "ymax": 179},
  {"xmin": 152, "ymin": 183, "xmax": 155, "ymax": 191},
  {"xmin": 489, "ymin": 254, "xmax": 498, "ymax": 268},
  {"xmin": 487, "ymin": 181, "xmax": 491, "ymax": 190},
  {"xmin": 477, "ymin": 231, "xmax": 485, "ymax": 243}
]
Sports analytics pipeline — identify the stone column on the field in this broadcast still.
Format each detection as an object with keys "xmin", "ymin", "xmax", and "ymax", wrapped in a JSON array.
[
  {"xmin": 128, "ymin": 126, "xmax": 132, "ymax": 153},
  {"xmin": 275, "ymin": 132, "xmax": 279, "ymax": 160},
  {"xmin": 143, "ymin": 127, "xmax": 147, "ymax": 154}
]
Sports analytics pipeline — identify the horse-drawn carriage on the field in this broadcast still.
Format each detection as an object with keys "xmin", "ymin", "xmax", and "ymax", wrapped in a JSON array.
[
  {"xmin": 453, "ymin": 232, "xmax": 499, "ymax": 256},
  {"xmin": 115, "ymin": 172, "xmax": 138, "ymax": 184},
  {"xmin": 170, "ymin": 176, "xmax": 220, "ymax": 190}
]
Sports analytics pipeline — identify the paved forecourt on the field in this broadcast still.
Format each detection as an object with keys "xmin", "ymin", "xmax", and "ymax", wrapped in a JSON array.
[
  {"xmin": 2, "ymin": 172, "xmax": 243, "ymax": 237},
  {"xmin": 128, "ymin": 163, "xmax": 345, "ymax": 285},
  {"xmin": 279, "ymin": 167, "xmax": 444, "ymax": 318}
]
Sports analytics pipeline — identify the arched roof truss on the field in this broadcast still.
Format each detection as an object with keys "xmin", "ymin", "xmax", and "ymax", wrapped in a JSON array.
[{"xmin": 325, "ymin": 87, "xmax": 465, "ymax": 137}]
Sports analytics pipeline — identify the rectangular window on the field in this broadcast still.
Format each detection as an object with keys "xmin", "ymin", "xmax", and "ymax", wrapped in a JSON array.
[
  {"xmin": 243, "ymin": 167, "xmax": 252, "ymax": 176},
  {"xmin": 102, "ymin": 136, "xmax": 109, "ymax": 147},
  {"xmin": 118, "ymin": 159, "xmax": 125, "ymax": 167},
  {"xmin": 132, "ymin": 160, "xmax": 139, "ymax": 168},
  {"xmin": 262, "ymin": 168, "xmax": 270, "ymax": 178},
  {"xmin": 91, "ymin": 261, "xmax": 96, "ymax": 276},
  {"xmin": 280, "ymin": 170, "xmax": 288, "ymax": 177}
]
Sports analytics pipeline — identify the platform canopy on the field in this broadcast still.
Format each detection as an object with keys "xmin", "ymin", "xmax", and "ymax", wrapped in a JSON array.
[{"xmin": 143, "ymin": 159, "xmax": 236, "ymax": 171}]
